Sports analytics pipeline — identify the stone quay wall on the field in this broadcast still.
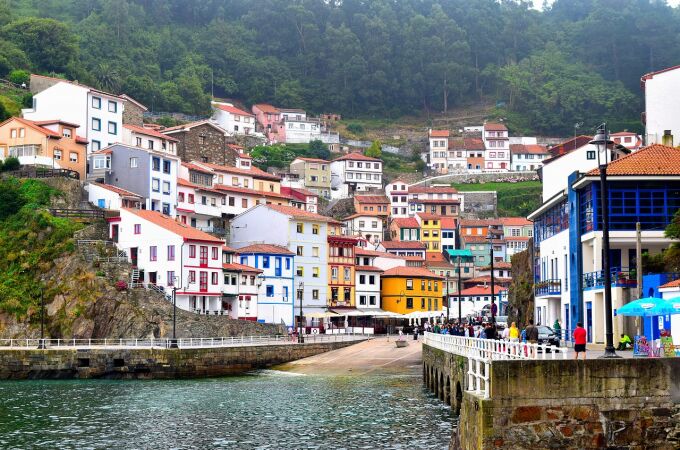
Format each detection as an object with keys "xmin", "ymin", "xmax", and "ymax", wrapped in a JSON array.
[
  {"xmin": 422, "ymin": 345, "xmax": 680, "ymax": 450},
  {"xmin": 0, "ymin": 340, "xmax": 362, "ymax": 380}
]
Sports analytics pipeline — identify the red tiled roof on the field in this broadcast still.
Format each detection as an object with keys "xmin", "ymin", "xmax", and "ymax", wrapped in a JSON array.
[
  {"xmin": 413, "ymin": 199, "xmax": 460, "ymax": 205},
  {"xmin": 354, "ymin": 195, "xmax": 389, "ymax": 204},
  {"xmin": 214, "ymin": 183, "xmax": 292, "ymax": 200},
  {"xmin": 546, "ymin": 135, "xmax": 592, "ymax": 158},
  {"xmin": 214, "ymin": 103, "xmax": 254, "ymax": 117},
  {"xmin": 660, "ymin": 278, "xmax": 680, "ymax": 289},
  {"xmin": 222, "ymin": 262, "xmax": 262, "ymax": 273},
  {"xmin": 355, "ymin": 265, "xmax": 384, "ymax": 272},
  {"xmin": 499, "ymin": 217, "xmax": 532, "ymax": 226},
  {"xmin": 585, "ymin": 144, "xmax": 680, "ymax": 176},
  {"xmin": 466, "ymin": 276, "xmax": 512, "ymax": 284},
  {"xmin": 462, "ymin": 235, "xmax": 490, "ymax": 244},
  {"xmin": 425, "ymin": 253, "xmax": 447, "ymax": 263},
  {"xmin": 354, "ymin": 247, "xmax": 402, "ymax": 259},
  {"xmin": 459, "ymin": 219, "xmax": 502, "ymax": 227},
  {"xmin": 1, "ymin": 117, "xmax": 60, "ymax": 137},
  {"xmin": 236, "ymin": 244, "xmax": 294, "ymax": 255},
  {"xmin": 440, "ymin": 217, "xmax": 457, "ymax": 229},
  {"xmin": 253, "ymin": 103, "xmax": 280, "ymax": 114},
  {"xmin": 460, "ymin": 285, "xmax": 507, "ymax": 296},
  {"xmin": 381, "ymin": 241, "xmax": 426, "ymax": 250},
  {"xmin": 76, "ymin": 136, "xmax": 88, "ymax": 144},
  {"xmin": 122, "ymin": 208, "xmax": 223, "ymax": 243},
  {"xmin": 430, "ymin": 130, "xmax": 450, "ymax": 137},
  {"xmin": 124, "ymin": 124, "xmax": 179, "ymax": 142},
  {"xmin": 509, "ymin": 144, "xmax": 549, "ymax": 155},
  {"xmin": 265, "ymin": 204, "xmax": 335, "ymax": 222},
  {"xmin": 90, "ymin": 182, "xmax": 141, "ymax": 198},
  {"xmin": 332, "ymin": 152, "xmax": 382, "ymax": 162},
  {"xmin": 409, "ymin": 186, "xmax": 458, "ymax": 194},
  {"xmin": 177, "ymin": 178, "xmax": 224, "ymax": 194},
  {"xmin": 161, "ymin": 120, "xmax": 228, "ymax": 134},
  {"xmin": 181, "ymin": 162, "xmax": 214, "ymax": 174},
  {"xmin": 292, "ymin": 156, "xmax": 329, "ymax": 164},
  {"xmin": 480, "ymin": 262, "xmax": 512, "ymax": 270},
  {"xmin": 33, "ymin": 119, "xmax": 80, "ymax": 128},
  {"xmin": 342, "ymin": 213, "xmax": 381, "ymax": 221},
  {"xmin": 484, "ymin": 123, "xmax": 507, "ymax": 131},
  {"xmin": 280, "ymin": 186, "xmax": 317, "ymax": 202},
  {"xmin": 610, "ymin": 131, "xmax": 638, "ymax": 136},
  {"xmin": 382, "ymin": 266, "xmax": 444, "ymax": 279},
  {"xmin": 505, "ymin": 236, "xmax": 530, "ymax": 241},
  {"xmin": 222, "ymin": 245, "xmax": 237, "ymax": 253},
  {"xmin": 391, "ymin": 218, "xmax": 420, "ymax": 228},
  {"xmin": 199, "ymin": 162, "xmax": 281, "ymax": 181},
  {"xmin": 641, "ymin": 64, "xmax": 680, "ymax": 89},
  {"xmin": 416, "ymin": 213, "xmax": 445, "ymax": 221}
]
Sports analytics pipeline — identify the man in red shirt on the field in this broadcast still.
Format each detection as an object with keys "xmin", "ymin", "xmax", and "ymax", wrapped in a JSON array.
[{"xmin": 573, "ymin": 322, "xmax": 587, "ymax": 360}]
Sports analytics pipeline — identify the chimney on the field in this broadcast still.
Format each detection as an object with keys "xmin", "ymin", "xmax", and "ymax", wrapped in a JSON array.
[{"xmin": 662, "ymin": 130, "xmax": 674, "ymax": 147}]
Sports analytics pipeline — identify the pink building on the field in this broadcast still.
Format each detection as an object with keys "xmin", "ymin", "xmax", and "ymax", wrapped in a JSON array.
[{"xmin": 252, "ymin": 104, "xmax": 285, "ymax": 143}]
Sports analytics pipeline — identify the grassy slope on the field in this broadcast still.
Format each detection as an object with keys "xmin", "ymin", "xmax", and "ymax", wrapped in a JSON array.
[{"xmin": 452, "ymin": 180, "xmax": 542, "ymax": 218}]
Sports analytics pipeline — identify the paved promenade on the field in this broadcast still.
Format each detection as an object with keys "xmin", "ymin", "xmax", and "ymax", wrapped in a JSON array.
[{"xmin": 277, "ymin": 335, "xmax": 423, "ymax": 376}]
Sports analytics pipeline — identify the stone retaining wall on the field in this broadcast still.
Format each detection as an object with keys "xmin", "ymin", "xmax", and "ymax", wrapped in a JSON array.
[{"xmin": 0, "ymin": 340, "xmax": 362, "ymax": 380}]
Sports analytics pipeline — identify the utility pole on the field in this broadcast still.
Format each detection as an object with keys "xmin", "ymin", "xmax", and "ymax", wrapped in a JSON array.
[
  {"xmin": 445, "ymin": 273, "xmax": 450, "ymax": 323},
  {"xmin": 457, "ymin": 255, "xmax": 462, "ymax": 324},
  {"xmin": 636, "ymin": 222, "xmax": 642, "ymax": 298},
  {"xmin": 298, "ymin": 282, "xmax": 304, "ymax": 344}
]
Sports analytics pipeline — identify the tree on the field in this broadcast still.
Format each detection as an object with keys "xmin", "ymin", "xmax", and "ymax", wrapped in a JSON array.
[
  {"xmin": 0, "ymin": 40, "xmax": 29, "ymax": 77},
  {"xmin": 0, "ymin": 178, "xmax": 24, "ymax": 220},
  {"xmin": 308, "ymin": 140, "xmax": 329, "ymax": 160},
  {"xmin": 365, "ymin": 140, "xmax": 382, "ymax": 158},
  {"xmin": 8, "ymin": 69, "xmax": 29, "ymax": 85}
]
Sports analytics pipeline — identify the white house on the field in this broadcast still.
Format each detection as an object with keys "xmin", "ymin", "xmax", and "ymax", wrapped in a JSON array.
[
  {"xmin": 110, "ymin": 208, "xmax": 224, "ymax": 314},
  {"xmin": 236, "ymin": 243, "xmax": 296, "ymax": 326},
  {"xmin": 385, "ymin": 179, "xmax": 410, "ymax": 217},
  {"xmin": 122, "ymin": 124, "xmax": 178, "ymax": 155},
  {"xmin": 230, "ymin": 204, "xmax": 332, "ymax": 320},
  {"xmin": 23, "ymin": 75, "xmax": 126, "ymax": 155},
  {"xmin": 284, "ymin": 119, "xmax": 321, "ymax": 143},
  {"xmin": 211, "ymin": 101, "xmax": 256, "ymax": 135},
  {"xmin": 482, "ymin": 123, "xmax": 510, "ymax": 171},
  {"xmin": 428, "ymin": 129, "xmax": 450, "ymax": 173},
  {"xmin": 355, "ymin": 264, "xmax": 382, "ymax": 310},
  {"xmin": 87, "ymin": 182, "xmax": 142, "ymax": 211},
  {"xmin": 330, "ymin": 152, "xmax": 383, "ymax": 199},
  {"xmin": 509, "ymin": 144, "xmax": 550, "ymax": 172},
  {"xmin": 221, "ymin": 247, "xmax": 263, "ymax": 321},
  {"xmin": 449, "ymin": 285, "xmax": 507, "ymax": 318},
  {"xmin": 342, "ymin": 214, "xmax": 384, "ymax": 245},
  {"xmin": 658, "ymin": 279, "xmax": 680, "ymax": 345},
  {"xmin": 641, "ymin": 64, "xmax": 680, "ymax": 145}
]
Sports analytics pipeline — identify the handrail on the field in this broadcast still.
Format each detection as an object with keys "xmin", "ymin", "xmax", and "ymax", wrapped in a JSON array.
[
  {"xmin": 0, "ymin": 333, "xmax": 370, "ymax": 349},
  {"xmin": 50, "ymin": 209, "xmax": 105, "ymax": 220}
]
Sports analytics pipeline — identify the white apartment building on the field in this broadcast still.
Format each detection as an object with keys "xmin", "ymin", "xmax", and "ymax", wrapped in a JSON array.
[
  {"xmin": 342, "ymin": 214, "xmax": 384, "ymax": 245},
  {"xmin": 122, "ymin": 124, "xmax": 178, "ymax": 155},
  {"xmin": 211, "ymin": 101, "xmax": 256, "ymax": 135},
  {"xmin": 23, "ymin": 75, "xmax": 125, "ymax": 155},
  {"xmin": 385, "ymin": 179, "xmax": 410, "ymax": 217},
  {"xmin": 111, "ymin": 208, "xmax": 224, "ymax": 314},
  {"xmin": 330, "ymin": 153, "xmax": 383, "ymax": 199},
  {"xmin": 428, "ymin": 129, "xmax": 450, "ymax": 172},
  {"xmin": 482, "ymin": 123, "xmax": 510, "ymax": 171},
  {"xmin": 87, "ymin": 182, "xmax": 142, "ymax": 211},
  {"xmin": 230, "ymin": 204, "xmax": 332, "ymax": 320},
  {"xmin": 509, "ymin": 144, "xmax": 550, "ymax": 172},
  {"xmin": 641, "ymin": 64, "xmax": 680, "ymax": 145}
]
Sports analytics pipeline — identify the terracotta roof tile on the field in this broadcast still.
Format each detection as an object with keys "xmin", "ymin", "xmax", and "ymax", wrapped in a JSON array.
[
  {"xmin": 182, "ymin": 162, "xmax": 214, "ymax": 174},
  {"xmin": 354, "ymin": 195, "xmax": 389, "ymax": 204},
  {"xmin": 265, "ymin": 204, "xmax": 335, "ymax": 222},
  {"xmin": 222, "ymin": 262, "xmax": 262, "ymax": 273},
  {"xmin": 214, "ymin": 103, "xmax": 254, "ymax": 116},
  {"xmin": 90, "ymin": 182, "xmax": 141, "ymax": 198},
  {"xmin": 429, "ymin": 130, "xmax": 450, "ymax": 137},
  {"xmin": 409, "ymin": 186, "xmax": 458, "ymax": 194},
  {"xmin": 499, "ymin": 217, "xmax": 532, "ymax": 226},
  {"xmin": 236, "ymin": 244, "xmax": 294, "ymax": 255},
  {"xmin": 440, "ymin": 217, "xmax": 457, "ymax": 229},
  {"xmin": 509, "ymin": 144, "xmax": 549, "ymax": 155},
  {"xmin": 1, "ymin": 117, "xmax": 60, "ymax": 137},
  {"xmin": 460, "ymin": 285, "xmax": 507, "ymax": 296},
  {"xmin": 585, "ymin": 144, "xmax": 680, "ymax": 176},
  {"xmin": 198, "ymin": 161, "xmax": 281, "ymax": 181},
  {"xmin": 483, "ymin": 123, "xmax": 507, "ymax": 131},
  {"xmin": 381, "ymin": 241, "xmax": 426, "ymax": 250},
  {"xmin": 391, "ymin": 218, "xmax": 420, "ymax": 228},
  {"xmin": 355, "ymin": 265, "xmax": 384, "ymax": 272},
  {"xmin": 253, "ymin": 103, "xmax": 280, "ymax": 114},
  {"xmin": 332, "ymin": 152, "xmax": 382, "ymax": 162},
  {"xmin": 480, "ymin": 262, "xmax": 512, "ymax": 270},
  {"xmin": 459, "ymin": 219, "xmax": 502, "ymax": 227},
  {"xmin": 660, "ymin": 278, "xmax": 680, "ymax": 289},
  {"xmin": 292, "ymin": 156, "xmax": 330, "ymax": 164},
  {"xmin": 124, "ymin": 124, "xmax": 179, "ymax": 142},
  {"xmin": 354, "ymin": 247, "xmax": 402, "ymax": 259},
  {"xmin": 382, "ymin": 266, "xmax": 443, "ymax": 279},
  {"xmin": 122, "ymin": 208, "xmax": 223, "ymax": 243}
]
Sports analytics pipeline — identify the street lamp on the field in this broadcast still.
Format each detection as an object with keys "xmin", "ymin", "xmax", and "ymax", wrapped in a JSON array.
[
  {"xmin": 170, "ymin": 275, "xmax": 179, "ymax": 348},
  {"xmin": 486, "ymin": 226, "xmax": 496, "ymax": 324},
  {"xmin": 590, "ymin": 124, "xmax": 620, "ymax": 358},
  {"xmin": 457, "ymin": 255, "xmax": 462, "ymax": 324},
  {"xmin": 297, "ymin": 281, "xmax": 304, "ymax": 343},
  {"xmin": 37, "ymin": 288, "xmax": 46, "ymax": 349}
]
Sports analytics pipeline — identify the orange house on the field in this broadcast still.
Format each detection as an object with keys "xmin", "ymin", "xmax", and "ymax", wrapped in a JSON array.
[{"xmin": 0, "ymin": 117, "xmax": 88, "ymax": 179}]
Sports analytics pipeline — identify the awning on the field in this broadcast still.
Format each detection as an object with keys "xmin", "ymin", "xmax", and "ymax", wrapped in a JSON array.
[
  {"xmin": 331, "ymin": 308, "xmax": 404, "ymax": 318},
  {"xmin": 403, "ymin": 310, "xmax": 445, "ymax": 319},
  {"xmin": 306, "ymin": 311, "xmax": 339, "ymax": 319}
]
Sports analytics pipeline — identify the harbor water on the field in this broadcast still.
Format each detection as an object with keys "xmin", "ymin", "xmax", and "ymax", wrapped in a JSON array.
[{"xmin": 0, "ymin": 371, "xmax": 452, "ymax": 449}]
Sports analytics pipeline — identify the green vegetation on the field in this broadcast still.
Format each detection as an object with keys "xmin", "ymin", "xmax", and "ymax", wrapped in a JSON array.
[
  {"xmin": 0, "ymin": 0, "xmax": 676, "ymax": 133},
  {"xmin": 0, "ymin": 178, "xmax": 82, "ymax": 318},
  {"xmin": 642, "ymin": 209, "xmax": 680, "ymax": 273},
  {"xmin": 250, "ymin": 142, "xmax": 330, "ymax": 169},
  {"xmin": 365, "ymin": 141, "xmax": 382, "ymax": 158},
  {"xmin": 452, "ymin": 180, "xmax": 542, "ymax": 217}
]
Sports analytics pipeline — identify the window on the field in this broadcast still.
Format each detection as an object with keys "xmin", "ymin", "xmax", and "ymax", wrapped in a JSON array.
[
  {"xmin": 369, "ymin": 275, "xmax": 375, "ymax": 285},
  {"xmin": 296, "ymin": 266, "xmax": 304, "ymax": 277},
  {"xmin": 489, "ymin": 152, "xmax": 496, "ymax": 158},
  {"xmin": 108, "ymin": 101, "xmax": 117, "ymax": 113},
  {"xmin": 162, "ymin": 181, "xmax": 171, "ymax": 195},
  {"xmin": 54, "ymin": 149, "xmax": 62, "ymax": 160},
  {"xmin": 163, "ymin": 160, "xmax": 171, "ymax": 174},
  {"xmin": 92, "ymin": 140, "xmax": 101, "ymax": 151},
  {"xmin": 152, "ymin": 157, "xmax": 160, "ymax": 171},
  {"xmin": 297, "ymin": 223, "xmax": 304, "ymax": 233},
  {"xmin": 312, "ymin": 224, "xmax": 319, "ymax": 235},
  {"xmin": 344, "ymin": 267, "xmax": 350, "ymax": 280},
  {"xmin": 312, "ymin": 289, "xmax": 319, "ymax": 299},
  {"xmin": 178, "ymin": 192, "xmax": 185, "ymax": 203},
  {"xmin": 296, "ymin": 246, "xmax": 303, "ymax": 256},
  {"xmin": 92, "ymin": 118, "xmax": 101, "ymax": 131},
  {"xmin": 586, "ymin": 150, "xmax": 596, "ymax": 160},
  {"xmin": 359, "ymin": 295, "xmax": 367, "ymax": 306},
  {"xmin": 149, "ymin": 246, "xmax": 157, "ymax": 261},
  {"xmin": 313, "ymin": 267, "xmax": 319, "ymax": 278},
  {"xmin": 212, "ymin": 272, "xmax": 218, "ymax": 285},
  {"xmin": 406, "ymin": 298, "xmax": 414, "ymax": 309},
  {"xmin": 406, "ymin": 279, "xmax": 413, "ymax": 290},
  {"xmin": 167, "ymin": 245, "xmax": 175, "ymax": 261},
  {"xmin": 134, "ymin": 224, "xmax": 141, "ymax": 234},
  {"xmin": 242, "ymin": 198, "xmax": 248, "ymax": 208},
  {"xmin": 285, "ymin": 258, "xmax": 290, "ymax": 270},
  {"xmin": 266, "ymin": 285, "xmax": 274, "ymax": 297},
  {"xmin": 136, "ymin": 137, "xmax": 142, "ymax": 147},
  {"xmin": 359, "ymin": 275, "xmax": 366, "ymax": 284},
  {"xmin": 332, "ymin": 267, "xmax": 338, "ymax": 279},
  {"xmin": 372, "ymin": 221, "xmax": 378, "ymax": 228},
  {"xmin": 312, "ymin": 247, "xmax": 319, "ymax": 257},
  {"xmin": 166, "ymin": 271, "xmax": 176, "ymax": 286},
  {"xmin": 212, "ymin": 247, "xmax": 218, "ymax": 260},
  {"xmin": 130, "ymin": 157, "xmax": 139, "ymax": 168},
  {"xmin": 92, "ymin": 96, "xmax": 101, "ymax": 109},
  {"xmin": 498, "ymin": 152, "xmax": 504, "ymax": 158},
  {"xmin": 421, "ymin": 279, "xmax": 426, "ymax": 290},
  {"xmin": 108, "ymin": 121, "xmax": 117, "ymax": 135},
  {"xmin": 188, "ymin": 193, "xmax": 195, "ymax": 204},
  {"xmin": 189, "ymin": 245, "xmax": 196, "ymax": 258},
  {"xmin": 152, "ymin": 178, "xmax": 160, "ymax": 192},
  {"xmin": 263, "ymin": 256, "xmax": 270, "ymax": 268}
]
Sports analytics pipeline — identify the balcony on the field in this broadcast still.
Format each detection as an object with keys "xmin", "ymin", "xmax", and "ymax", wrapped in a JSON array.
[
  {"xmin": 534, "ymin": 279, "xmax": 562, "ymax": 297},
  {"xmin": 582, "ymin": 267, "xmax": 638, "ymax": 291}
]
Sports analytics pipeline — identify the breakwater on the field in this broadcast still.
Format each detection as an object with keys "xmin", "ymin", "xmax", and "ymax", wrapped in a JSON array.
[{"xmin": 0, "ymin": 340, "xmax": 365, "ymax": 380}]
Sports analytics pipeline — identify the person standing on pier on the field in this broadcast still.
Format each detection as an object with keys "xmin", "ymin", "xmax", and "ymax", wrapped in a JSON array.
[
  {"xmin": 525, "ymin": 319, "xmax": 539, "ymax": 344},
  {"xmin": 413, "ymin": 325, "xmax": 419, "ymax": 341},
  {"xmin": 573, "ymin": 322, "xmax": 587, "ymax": 360}
]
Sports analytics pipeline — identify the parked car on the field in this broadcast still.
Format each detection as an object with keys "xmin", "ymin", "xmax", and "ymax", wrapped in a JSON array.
[
  {"xmin": 495, "ymin": 316, "xmax": 508, "ymax": 328},
  {"xmin": 537, "ymin": 326, "xmax": 560, "ymax": 347}
]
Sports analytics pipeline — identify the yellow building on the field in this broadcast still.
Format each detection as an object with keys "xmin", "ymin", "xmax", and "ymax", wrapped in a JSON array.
[
  {"xmin": 381, "ymin": 266, "xmax": 444, "ymax": 314},
  {"xmin": 416, "ymin": 213, "xmax": 442, "ymax": 254},
  {"xmin": 327, "ymin": 221, "xmax": 357, "ymax": 307}
]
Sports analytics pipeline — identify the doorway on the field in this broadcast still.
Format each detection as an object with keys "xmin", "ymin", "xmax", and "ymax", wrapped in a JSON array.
[{"xmin": 130, "ymin": 247, "xmax": 138, "ymax": 267}]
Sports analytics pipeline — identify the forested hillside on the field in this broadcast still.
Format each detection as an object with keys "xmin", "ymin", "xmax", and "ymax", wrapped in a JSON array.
[{"xmin": 1, "ymin": 0, "xmax": 679, "ymax": 134}]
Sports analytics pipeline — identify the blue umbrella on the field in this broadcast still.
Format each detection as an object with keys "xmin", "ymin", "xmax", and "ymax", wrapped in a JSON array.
[{"xmin": 617, "ymin": 297, "xmax": 680, "ymax": 317}]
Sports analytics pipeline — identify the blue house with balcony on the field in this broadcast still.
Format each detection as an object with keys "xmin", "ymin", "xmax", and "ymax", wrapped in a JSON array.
[
  {"xmin": 236, "ymin": 244, "xmax": 296, "ymax": 326},
  {"xmin": 530, "ymin": 144, "xmax": 680, "ymax": 343}
]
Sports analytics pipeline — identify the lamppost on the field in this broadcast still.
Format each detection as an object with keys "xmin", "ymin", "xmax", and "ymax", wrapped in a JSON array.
[
  {"xmin": 457, "ymin": 255, "xmax": 463, "ymax": 324},
  {"xmin": 445, "ymin": 272, "xmax": 450, "ymax": 323},
  {"xmin": 590, "ymin": 124, "xmax": 620, "ymax": 358},
  {"xmin": 170, "ymin": 275, "xmax": 179, "ymax": 348},
  {"xmin": 37, "ymin": 288, "xmax": 46, "ymax": 349},
  {"xmin": 297, "ymin": 281, "xmax": 304, "ymax": 343},
  {"xmin": 486, "ymin": 226, "xmax": 496, "ymax": 324}
]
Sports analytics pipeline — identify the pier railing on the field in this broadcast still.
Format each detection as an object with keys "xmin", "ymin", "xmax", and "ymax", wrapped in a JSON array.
[
  {"xmin": 0, "ymin": 333, "xmax": 369, "ymax": 350},
  {"xmin": 424, "ymin": 332, "xmax": 568, "ymax": 398}
]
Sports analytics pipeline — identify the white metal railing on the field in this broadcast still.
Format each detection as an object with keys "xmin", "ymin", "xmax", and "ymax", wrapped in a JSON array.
[
  {"xmin": 424, "ymin": 332, "xmax": 568, "ymax": 398},
  {"xmin": 0, "ymin": 333, "xmax": 369, "ymax": 350}
]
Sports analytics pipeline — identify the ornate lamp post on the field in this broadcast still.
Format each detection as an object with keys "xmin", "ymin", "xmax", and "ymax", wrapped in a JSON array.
[
  {"xmin": 486, "ymin": 226, "xmax": 496, "ymax": 323},
  {"xmin": 170, "ymin": 275, "xmax": 179, "ymax": 348},
  {"xmin": 297, "ymin": 281, "xmax": 304, "ymax": 343},
  {"xmin": 590, "ymin": 124, "xmax": 620, "ymax": 358},
  {"xmin": 457, "ymin": 254, "xmax": 463, "ymax": 324}
]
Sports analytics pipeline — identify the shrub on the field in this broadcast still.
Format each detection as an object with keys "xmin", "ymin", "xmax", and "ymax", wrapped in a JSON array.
[
  {"xmin": 115, "ymin": 280, "xmax": 128, "ymax": 291},
  {"xmin": 8, "ymin": 69, "xmax": 29, "ymax": 86},
  {"xmin": 346, "ymin": 123, "xmax": 364, "ymax": 134},
  {"xmin": 21, "ymin": 92, "xmax": 33, "ymax": 108},
  {"xmin": 1, "ymin": 157, "xmax": 20, "ymax": 172}
]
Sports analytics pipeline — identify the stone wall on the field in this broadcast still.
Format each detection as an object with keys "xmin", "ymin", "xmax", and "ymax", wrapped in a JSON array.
[
  {"xmin": 422, "ymin": 345, "xmax": 468, "ymax": 415},
  {"xmin": 0, "ymin": 340, "xmax": 362, "ymax": 379},
  {"xmin": 122, "ymin": 100, "xmax": 145, "ymax": 126},
  {"xmin": 459, "ymin": 191, "xmax": 497, "ymax": 218},
  {"xmin": 174, "ymin": 123, "xmax": 237, "ymax": 165},
  {"xmin": 451, "ymin": 355, "xmax": 680, "ymax": 450}
]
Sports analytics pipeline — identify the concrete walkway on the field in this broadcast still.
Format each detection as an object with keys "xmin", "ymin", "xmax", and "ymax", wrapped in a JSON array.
[{"xmin": 276, "ymin": 336, "xmax": 423, "ymax": 376}]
